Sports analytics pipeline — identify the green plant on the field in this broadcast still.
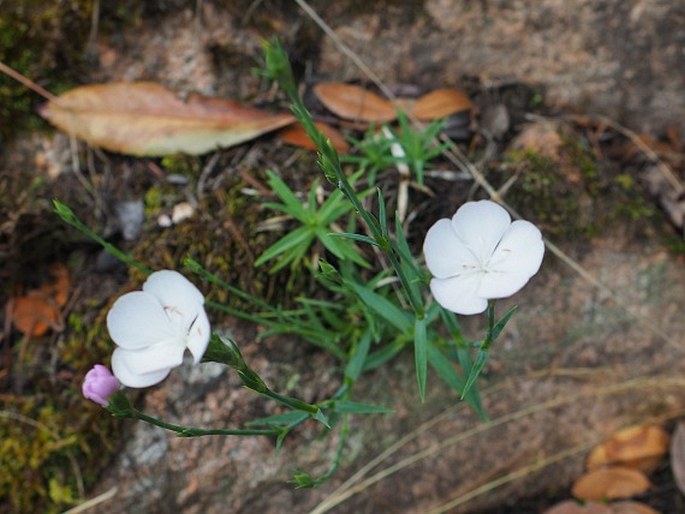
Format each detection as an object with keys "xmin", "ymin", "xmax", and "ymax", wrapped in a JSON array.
[{"xmin": 255, "ymin": 170, "xmax": 369, "ymax": 271}]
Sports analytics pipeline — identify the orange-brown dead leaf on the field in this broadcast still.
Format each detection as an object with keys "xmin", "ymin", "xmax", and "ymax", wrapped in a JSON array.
[
  {"xmin": 313, "ymin": 82, "xmax": 396, "ymax": 122},
  {"xmin": 411, "ymin": 88, "xmax": 474, "ymax": 121},
  {"xmin": 587, "ymin": 425, "xmax": 670, "ymax": 473},
  {"xmin": 572, "ymin": 467, "xmax": 650, "ymax": 502},
  {"xmin": 277, "ymin": 121, "xmax": 350, "ymax": 153},
  {"xmin": 12, "ymin": 292, "xmax": 60, "ymax": 337},
  {"xmin": 10, "ymin": 264, "xmax": 69, "ymax": 337},
  {"xmin": 40, "ymin": 82, "xmax": 295, "ymax": 156}
]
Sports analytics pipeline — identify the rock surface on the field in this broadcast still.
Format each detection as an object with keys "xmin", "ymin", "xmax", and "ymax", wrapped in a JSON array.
[{"xmin": 81, "ymin": 2, "xmax": 685, "ymax": 513}]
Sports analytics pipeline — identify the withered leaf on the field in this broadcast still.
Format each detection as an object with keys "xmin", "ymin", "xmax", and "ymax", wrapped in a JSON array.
[
  {"xmin": 572, "ymin": 467, "xmax": 650, "ymax": 502},
  {"xmin": 411, "ymin": 88, "xmax": 474, "ymax": 121},
  {"xmin": 587, "ymin": 425, "xmax": 670, "ymax": 473},
  {"xmin": 277, "ymin": 121, "xmax": 350, "ymax": 153},
  {"xmin": 40, "ymin": 82, "xmax": 295, "ymax": 157},
  {"xmin": 313, "ymin": 83, "xmax": 396, "ymax": 122},
  {"xmin": 12, "ymin": 292, "xmax": 60, "ymax": 337},
  {"xmin": 670, "ymin": 421, "xmax": 685, "ymax": 496}
]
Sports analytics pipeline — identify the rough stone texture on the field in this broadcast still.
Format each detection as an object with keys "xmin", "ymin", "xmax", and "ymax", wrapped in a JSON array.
[
  {"xmin": 80, "ymin": 2, "xmax": 685, "ymax": 512},
  {"xmin": 91, "ymin": 235, "xmax": 685, "ymax": 513},
  {"xmin": 317, "ymin": 0, "xmax": 685, "ymax": 136}
]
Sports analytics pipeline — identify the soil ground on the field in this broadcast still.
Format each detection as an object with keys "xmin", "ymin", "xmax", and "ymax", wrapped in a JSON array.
[{"xmin": 1, "ymin": 2, "xmax": 685, "ymax": 513}]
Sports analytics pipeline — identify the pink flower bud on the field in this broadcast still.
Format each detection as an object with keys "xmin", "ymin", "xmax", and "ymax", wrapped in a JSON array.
[{"xmin": 82, "ymin": 364, "xmax": 121, "ymax": 406}]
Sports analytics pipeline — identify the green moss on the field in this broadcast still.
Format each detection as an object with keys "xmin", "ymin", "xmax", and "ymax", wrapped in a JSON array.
[{"xmin": 501, "ymin": 130, "xmax": 659, "ymax": 242}]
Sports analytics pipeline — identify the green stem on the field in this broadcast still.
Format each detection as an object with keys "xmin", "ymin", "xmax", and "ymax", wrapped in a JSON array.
[
  {"xmin": 264, "ymin": 40, "xmax": 424, "ymax": 318},
  {"xmin": 130, "ymin": 409, "xmax": 281, "ymax": 438},
  {"xmin": 53, "ymin": 200, "xmax": 151, "ymax": 275}
]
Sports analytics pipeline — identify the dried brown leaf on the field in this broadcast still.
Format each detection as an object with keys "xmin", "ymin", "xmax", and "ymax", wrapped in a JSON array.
[
  {"xmin": 587, "ymin": 425, "xmax": 670, "ymax": 473},
  {"xmin": 277, "ymin": 121, "xmax": 350, "ymax": 153},
  {"xmin": 40, "ymin": 82, "xmax": 295, "ymax": 156},
  {"xmin": 670, "ymin": 421, "xmax": 685, "ymax": 496},
  {"xmin": 543, "ymin": 500, "xmax": 612, "ymax": 514},
  {"xmin": 12, "ymin": 292, "xmax": 60, "ymax": 337},
  {"xmin": 313, "ymin": 82, "xmax": 396, "ymax": 122},
  {"xmin": 411, "ymin": 88, "xmax": 473, "ymax": 121},
  {"xmin": 511, "ymin": 121, "xmax": 563, "ymax": 161},
  {"xmin": 572, "ymin": 467, "xmax": 650, "ymax": 502}
]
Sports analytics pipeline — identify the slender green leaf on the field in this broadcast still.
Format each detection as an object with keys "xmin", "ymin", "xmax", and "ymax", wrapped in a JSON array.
[
  {"xmin": 344, "ymin": 330, "xmax": 372, "ymax": 381},
  {"xmin": 414, "ymin": 315, "xmax": 428, "ymax": 401},
  {"xmin": 491, "ymin": 304, "xmax": 519, "ymax": 341},
  {"xmin": 266, "ymin": 170, "xmax": 307, "ymax": 218},
  {"xmin": 328, "ymin": 232, "xmax": 380, "ymax": 247},
  {"xmin": 461, "ymin": 349, "xmax": 489, "ymax": 400},
  {"xmin": 346, "ymin": 281, "xmax": 411, "ymax": 333},
  {"xmin": 333, "ymin": 400, "xmax": 393, "ymax": 415},
  {"xmin": 254, "ymin": 226, "xmax": 313, "ymax": 267},
  {"xmin": 363, "ymin": 338, "xmax": 406, "ymax": 371}
]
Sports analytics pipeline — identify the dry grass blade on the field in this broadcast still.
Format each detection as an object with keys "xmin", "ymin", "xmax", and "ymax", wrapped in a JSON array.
[
  {"xmin": 40, "ymin": 82, "xmax": 295, "ymax": 156},
  {"xmin": 310, "ymin": 376, "xmax": 685, "ymax": 514},
  {"xmin": 313, "ymin": 82, "xmax": 396, "ymax": 122}
]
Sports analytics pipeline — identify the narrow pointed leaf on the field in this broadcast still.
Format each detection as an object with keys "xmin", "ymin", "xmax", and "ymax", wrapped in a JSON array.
[
  {"xmin": 346, "ymin": 281, "xmax": 411, "ymax": 333},
  {"xmin": 332, "ymin": 400, "xmax": 393, "ymax": 414},
  {"xmin": 40, "ymin": 82, "xmax": 295, "ymax": 156},
  {"xmin": 461, "ymin": 348, "xmax": 489, "ymax": 399},
  {"xmin": 414, "ymin": 316, "xmax": 428, "ymax": 401},
  {"xmin": 344, "ymin": 330, "xmax": 372, "ymax": 381}
]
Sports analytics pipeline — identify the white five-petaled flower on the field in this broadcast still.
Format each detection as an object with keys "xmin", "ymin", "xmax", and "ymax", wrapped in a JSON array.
[
  {"xmin": 423, "ymin": 200, "xmax": 544, "ymax": 315},
  {"xmin": 107, "ymin": 270, "xmax": 210, "ymax": 388}
]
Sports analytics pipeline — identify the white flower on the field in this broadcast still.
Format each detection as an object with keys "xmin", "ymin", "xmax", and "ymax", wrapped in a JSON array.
[
  {"xmin": 423, "ymin": 200, "xmax": 544, "ymax": 315},
  {"xmin": 107, "ymin": 270, "xmax": 210, "ymax": 387}
]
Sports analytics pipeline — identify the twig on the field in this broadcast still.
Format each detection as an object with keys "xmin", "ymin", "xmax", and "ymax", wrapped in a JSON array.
[{"xmin": 0, "ymin": 61, "xmax": 57, "ymax": 102}]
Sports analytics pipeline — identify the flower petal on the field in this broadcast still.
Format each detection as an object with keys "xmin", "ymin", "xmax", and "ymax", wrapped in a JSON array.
[
  {"xmin": 430, "ymin": 274, "xmax": 488, "ymax": 315},
  {"xmin": 478, "ymin": 220, "xmax": 545, "ymax": 298},
  {"xmin": 186, "ymin": 308, "xmax": 210, "ymax": 363},
  {"xmin": 107, "ymin": 291, "xmax": 176, "ymax": 349},
  {"xmin": 452, "ymin": 200, "xmax": 511, "ymax": 263},
  {"xmin": 423, "ymin": 218, "xmax": 477, "ymax": 279},
  {"xmin": 116, "ymin": 340, "xmax": 185, "ymax": 375},
  {"xmin": 111, "ymin": 348, "xmax": 172, "ymax": 388},
  {"xmin": 143, "ymin": 270, "xmax": 206, "ymax": 333}
]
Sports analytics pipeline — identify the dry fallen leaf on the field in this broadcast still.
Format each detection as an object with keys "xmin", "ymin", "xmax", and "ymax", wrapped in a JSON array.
[
  {"xmin": 277, "ymin": 121, "xmax": 350, "ymax": 153},
  {"xmin": 313, "ymin": 82, "xmax": 396, "ymax": 122},
  {"xmin": 543, "ymin": 500, "xmax": 612, "ymax": 514},
  {"xmin": 511, "ymin": 120, "xmax": 564, "ymax": 161},
  {"xmin": 411, "ymin": 88, "xmax": 473, "ymax": 121},
  {"xmin": 40, "ymin": 82, "xmax": 295, "ymax": 156},
  {"xmin": 587, "ymin": 425, "xmax": 670, "ymax": 473},
  {"xmin": 11, "ymin": 264, "xmax": 69, "ymax": 337},
  {"xmin": 12, "ymin": 292, "xmax": 60, "ymax": 337},
  {"xmin": 670, "ymin": 421, "xmax": 685, "ymax": 496},
  {"xmin": 572, "ymin": 467, "xmax": 650, "ymax": 502}
]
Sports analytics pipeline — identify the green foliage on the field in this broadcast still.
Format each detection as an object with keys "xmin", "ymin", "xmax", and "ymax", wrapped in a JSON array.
[
  {"xmin": 390, "ymin": 111, "xmax": 452, "ymax": 185},
  {"xmin": 343, "ymin": 113, "xmax": 451, "ymax": 185},
  {"xmin": 255, "ymin": 170, "xmax": 369, "ymax": 271}
]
